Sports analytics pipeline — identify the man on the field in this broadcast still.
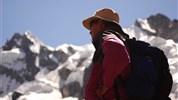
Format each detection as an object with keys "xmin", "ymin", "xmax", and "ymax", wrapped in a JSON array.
[{"xmin": 82, "ymin": 8, "xmax": 131, "ymax": 100}]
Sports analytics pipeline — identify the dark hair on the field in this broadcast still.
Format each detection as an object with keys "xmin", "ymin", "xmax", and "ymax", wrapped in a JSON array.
[
  {"xmin": 103, "ymin": 20, "xmax": 118, "ymax": 27},
  {"xmin": 102, "ymin": 20, "xmax": 129, "ymax": 38}
]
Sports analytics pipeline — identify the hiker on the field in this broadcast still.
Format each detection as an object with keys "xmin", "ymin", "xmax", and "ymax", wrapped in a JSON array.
[{"xmin": 82, "ymin": 8, "xmax": 131, "ymax": 100}]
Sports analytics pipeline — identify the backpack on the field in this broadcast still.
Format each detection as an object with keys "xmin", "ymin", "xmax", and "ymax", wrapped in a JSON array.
[{"xmin": 109, "ymin": 31, "xmax": 173, "ymax": 100}]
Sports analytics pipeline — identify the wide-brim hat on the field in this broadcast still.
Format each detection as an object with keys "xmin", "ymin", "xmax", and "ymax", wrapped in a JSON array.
[{"xmin": 83, "ymin": 8, "xmax": 120, "ymax": 30}]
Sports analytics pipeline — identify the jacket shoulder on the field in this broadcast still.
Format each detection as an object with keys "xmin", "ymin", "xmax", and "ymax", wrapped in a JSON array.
[{"xmin": 102, "ymin": 30, "xmax": 125, "ymax": 47}]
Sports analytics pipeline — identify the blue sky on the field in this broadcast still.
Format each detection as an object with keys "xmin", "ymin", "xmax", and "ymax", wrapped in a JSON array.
[{"xmin": 1, "ymin": 0, "xmax": 177, "ymax": 47}]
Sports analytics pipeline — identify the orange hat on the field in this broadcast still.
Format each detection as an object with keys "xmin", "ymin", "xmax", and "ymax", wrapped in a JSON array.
[{"xmin": 83, "ymin": 8, "xmax": 119, "ymax": 30}]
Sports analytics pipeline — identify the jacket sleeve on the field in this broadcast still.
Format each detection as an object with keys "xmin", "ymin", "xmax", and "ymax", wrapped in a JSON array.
[{"xmin": 102, "ymin": 38, "xmax": 130, "ymax": 89}]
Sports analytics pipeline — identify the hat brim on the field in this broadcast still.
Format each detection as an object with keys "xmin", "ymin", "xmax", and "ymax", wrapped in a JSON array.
[
  {"xmin": 82, "ymin": 16, "xmax": 99, "ymax": 30},
  {"xmin": 83, "ymin": 15, "xmax": 119, "ymax": 30}
]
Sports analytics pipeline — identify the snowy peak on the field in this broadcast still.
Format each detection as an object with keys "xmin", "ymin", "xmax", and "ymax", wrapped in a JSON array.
[
  {"xmin": 24, "ymin": 31, "xmax": 43, "ymax": 45},
  {"xmin": 2, "ymin": 32, "xmax": 43, "ymax": 52},
  {"xmin": 135, "ymin": 13, "xmax": 178, "ymax": 42},
  {"xmin": 135, "ymin": 18, "xmax": 156, "ymax": 33},
  {"xmin": 2, "ymin": 33, "xmax": 23, "ymax": 50}
]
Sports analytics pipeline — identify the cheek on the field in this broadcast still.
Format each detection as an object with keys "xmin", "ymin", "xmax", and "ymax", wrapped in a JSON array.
[
  {"xmin": 92, "ymin": 27, "xmax": 99, "ymax": 35},
  {"xmin": 91, "ymin": 32, "xmax": 96, "ymax": 39},
  {"xmin": 90, "ymin": 29, "xmax": 96, "ymax": 37},
  {"xmin": 90, "ymin": 25, "xmax": 101, "ymax": 38}
]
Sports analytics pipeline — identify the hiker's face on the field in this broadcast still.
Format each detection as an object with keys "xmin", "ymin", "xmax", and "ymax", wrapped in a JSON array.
[{"xmin": 89, "ymin": 19, "xmax": 104, "ymax": 40}]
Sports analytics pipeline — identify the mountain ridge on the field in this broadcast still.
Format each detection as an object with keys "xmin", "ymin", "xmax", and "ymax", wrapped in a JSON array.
[{"xmin": 0, "ymin": 13, "xmax": 178, "ymax": 100}]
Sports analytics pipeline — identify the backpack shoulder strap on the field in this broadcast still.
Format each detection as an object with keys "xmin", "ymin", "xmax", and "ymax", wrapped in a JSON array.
[{"xmin": 103, "ymin": 30, "xmax": 130, "ymax": 53}]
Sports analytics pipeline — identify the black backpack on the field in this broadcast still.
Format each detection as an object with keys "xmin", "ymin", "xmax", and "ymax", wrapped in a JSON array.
[{"xmin": 106, "ymin": 30, "xmax": 173, "ymax": 100}]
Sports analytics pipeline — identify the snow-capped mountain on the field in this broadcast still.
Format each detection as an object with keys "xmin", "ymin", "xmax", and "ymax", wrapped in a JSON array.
[{"xmin": 0, "ymin": 13, "xmax": 178, "ymax": 100}]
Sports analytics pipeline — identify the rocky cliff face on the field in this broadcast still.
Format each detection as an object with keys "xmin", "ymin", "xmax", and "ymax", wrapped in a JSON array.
[
  {"xmin": 0, "ymin": 13, "xmax": 178, "ymax": 100},
  {"xmin": 135, "ymin": 13, "xmax": 178, "ymax": 42}
]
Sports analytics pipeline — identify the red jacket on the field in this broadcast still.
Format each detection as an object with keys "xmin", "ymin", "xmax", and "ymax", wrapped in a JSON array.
[{"xmin": 85, "ymin": 32, "xmax": 131, "ymax": 100}]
